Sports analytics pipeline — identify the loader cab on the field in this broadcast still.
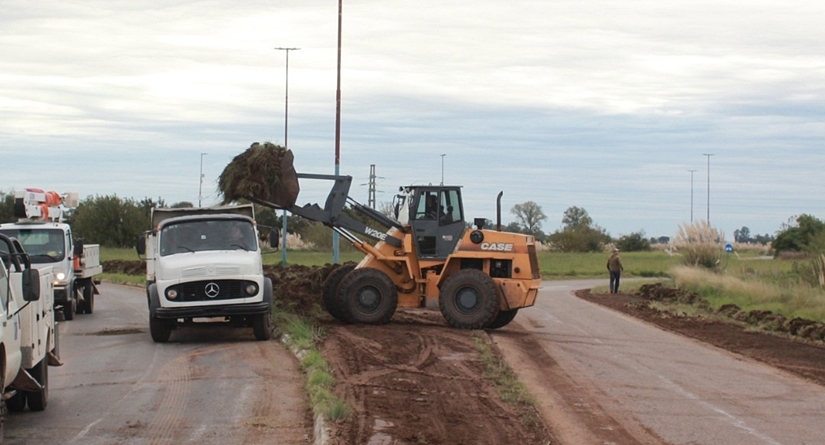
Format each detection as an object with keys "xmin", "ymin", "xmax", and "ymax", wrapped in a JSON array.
[{"xmin": 406, "ymin": 186, "xmax": 465, "ymax": 259}]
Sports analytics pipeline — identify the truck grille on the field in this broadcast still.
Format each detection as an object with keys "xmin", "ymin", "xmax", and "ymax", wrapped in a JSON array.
[{"xmin": 172, "ymin": 280, "xmax": 250, "ymax": 302}]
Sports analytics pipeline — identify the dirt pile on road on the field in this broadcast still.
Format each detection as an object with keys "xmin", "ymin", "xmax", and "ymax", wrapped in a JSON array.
[{"xmin": 263, "ymin": 263, "xmax": 346, "ymax": 316}]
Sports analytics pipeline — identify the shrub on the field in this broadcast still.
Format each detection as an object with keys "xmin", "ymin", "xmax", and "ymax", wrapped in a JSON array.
[{"xmin": 673, "ymin": 220, "xmax": 724, "ymax": 270}]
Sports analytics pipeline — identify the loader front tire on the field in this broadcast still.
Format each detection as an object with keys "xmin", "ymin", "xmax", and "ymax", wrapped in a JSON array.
[
  {"xmin": 485, "ymin": 309, "xmax": 518, "ymax": 330},
  {"xmin": 336, "ymin": 268, "xmax": 397, "ymax": 325},
  {"xmin": 322, "ymin": 264, "xmax": 356, "ymax": 322},
  {"xmin": 439, "ymin": 269, "xmax": 499, "ymax": 329}
]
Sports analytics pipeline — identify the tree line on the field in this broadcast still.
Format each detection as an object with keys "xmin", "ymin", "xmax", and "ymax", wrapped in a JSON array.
[{"xmin": 0, "ymin": 191, "xmax": 810, "ymax": 254}]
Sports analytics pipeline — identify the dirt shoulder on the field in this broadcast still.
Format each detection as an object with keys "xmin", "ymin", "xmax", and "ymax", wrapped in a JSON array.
[
  {"xmin": 320, "ymin": 310, "xmax": 555, "ymax": 445},
  {"xmin": 575, "ymin": 288, "xmax": 825, "ymax": 387}
]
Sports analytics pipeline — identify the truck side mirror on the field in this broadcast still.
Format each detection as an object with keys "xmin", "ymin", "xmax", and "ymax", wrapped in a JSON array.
[
  {"xmin": 22, "ymin": 268, "xmax": 41, "ymax": 302},
  {"xmin": 269, "ymin": 228, "xmax": 280, "ymax": 250},
  {"xmin": 74, "ymin": 238, "xmax": 85, "ymax": 256},
  {"xmin": 136, "ymin": 234, "xmax": 146, "ymax": 256}
]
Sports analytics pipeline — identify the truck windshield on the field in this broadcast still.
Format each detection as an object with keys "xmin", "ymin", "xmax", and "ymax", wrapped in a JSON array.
[
  {"xmin": 159, "ymin": 219, "xmax": 257, "ymax": 256},
  {"xmin": 0, "ymin": 228, "xmax": 65, "ymax": 264}
]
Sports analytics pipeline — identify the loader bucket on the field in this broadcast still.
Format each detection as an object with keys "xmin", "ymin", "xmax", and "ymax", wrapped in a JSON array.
[{"xmin": 218, "ymin": 142, "xmax": 300, "ymax": 208}]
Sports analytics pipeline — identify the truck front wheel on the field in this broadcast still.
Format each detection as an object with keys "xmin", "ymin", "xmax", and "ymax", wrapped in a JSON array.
[
  {"xmin": 252, "ymin": 313, "xmax": 272, "ymax": 341},
  {"xmin": 62, "ymin": 298, "xmax": 75, "ymax": 321},
  {"xmin": 26, "ymin": 358, "xmax": 48, "ymax": 411},
  {"xmin": 150, "ymin": 316, "xmax": 173, "ymax": 343}
]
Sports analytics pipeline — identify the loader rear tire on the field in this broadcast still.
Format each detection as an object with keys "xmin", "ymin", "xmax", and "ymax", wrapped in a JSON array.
[
  {"xmin": 439, "ymin": 269, "xmax": 499, "ymax": 329},
  {"xmin": 485, "ymin": 309, "xmax": 518, "ymax": 330},
  {"xmin": 336, "ymin": 268, "xmax": 397, "ymax": 325},
  {"xmin": 322, "ymin": 264, "xmax": 356, "ymax": 322}
]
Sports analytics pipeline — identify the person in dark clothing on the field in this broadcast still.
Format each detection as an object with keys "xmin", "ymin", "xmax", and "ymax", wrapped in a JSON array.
[{"xmin": 607, "ymin": 248, "xmax": 624, "ymax": 294}]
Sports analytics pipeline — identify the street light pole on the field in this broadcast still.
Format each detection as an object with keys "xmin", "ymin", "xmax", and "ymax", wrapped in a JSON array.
[
  {"xmin": 332, "ymin": 0, "xmax": 343, "ymax": 264},
  {"xmin": 275, "ymin": 47, "xmax": 300, "ymax": 266},
  {"xmin": 703, "ymin": 153, "xmax": 714, "ymax": 222},
  {"xmin": 688, "ymin": 169, "xmax": 697, "ymax": 223},
  {"xmin": 440, "ymin": 154, "xmax": 446, "ymax": 185},
  {"xmin": 198, "ymin": 152, "xmax": 207, "ymax": 207}
]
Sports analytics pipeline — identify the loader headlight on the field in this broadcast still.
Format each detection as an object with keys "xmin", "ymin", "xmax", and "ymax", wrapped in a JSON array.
[
  {"xmin": 244, "ymin": 282, "xmax": 259, "ymax": 296},
  {"xmin": 166, "ymin": 288, "xmax": 179, "ymax": 300}
]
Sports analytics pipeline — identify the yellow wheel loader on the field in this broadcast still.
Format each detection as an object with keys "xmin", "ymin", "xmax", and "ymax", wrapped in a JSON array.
[{"xmin": 248, "ymin": 169, "xmax": 542, "ymax": 330}]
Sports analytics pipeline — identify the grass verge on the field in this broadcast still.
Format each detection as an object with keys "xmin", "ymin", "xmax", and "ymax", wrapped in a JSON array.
[
  {"xmin": 471, "ymin": 332, "xmax": 538, "ymax": 423},
  {"xmin": 274, "ymin": 310, "xmax": 350, "ymax": 421}
]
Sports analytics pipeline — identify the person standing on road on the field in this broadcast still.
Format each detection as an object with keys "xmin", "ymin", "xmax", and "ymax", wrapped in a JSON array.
[{"xmin": 607, "ymin": 248, "xmax": 624, "ymax": 294}]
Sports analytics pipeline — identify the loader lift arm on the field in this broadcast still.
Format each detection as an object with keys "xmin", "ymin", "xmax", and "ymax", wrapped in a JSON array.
[{"xmin": 247, "ymin": 173, "xmax": 406, "ymax": 249}]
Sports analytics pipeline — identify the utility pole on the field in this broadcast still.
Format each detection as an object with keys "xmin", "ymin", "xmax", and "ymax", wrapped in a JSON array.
[
  {"xmin": 703, "ymin": 153, "xmax": 713, "ymax": 222},
  {"xmin": 333, "ymin": 0, "xmax": 343, "ymax": 264},
  {"xmin": 368, "ymin": 164, "xmax": 376, "ymax": 209},
  {"xmin": 688, "ymin": 169, "xmax": 697, "ymax": 223},
  {"xmin": 275, "ymin": 46, "xmax": 300, "ymax": 266},
  {"xmin": 198, "ymin": 152, "xmax": 207, "ymax": 207}
]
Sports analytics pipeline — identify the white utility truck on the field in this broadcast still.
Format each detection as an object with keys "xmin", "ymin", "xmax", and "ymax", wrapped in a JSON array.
[
  {"xmin": 1, "ymin": 233, "xmax": 60, "ymax": 435},
  {"xmin": 136, "ymin": 204, "xmax": 273, "ymax": 343},
  {"xmin": 0, "ymin": 188, "xmax": 102, "ymax": 321}
]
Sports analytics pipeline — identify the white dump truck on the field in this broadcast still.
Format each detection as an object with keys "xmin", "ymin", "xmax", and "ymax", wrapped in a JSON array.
[
  {"xmin": 136, "ymin": 204, "xmax": 273, "ymax": 343},
  {"xmin": 0, "ymin": 188, "xmax": 103, "ymax": 321},
  {"xmin": 1, "ymin": 233, "xmax": 61, "ymax": 435}
]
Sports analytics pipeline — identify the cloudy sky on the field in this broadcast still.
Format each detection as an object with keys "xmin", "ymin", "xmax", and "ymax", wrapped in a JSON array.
[{"xmin": 2, "ymin": 0, "xmax": 824, "ymax": 240}]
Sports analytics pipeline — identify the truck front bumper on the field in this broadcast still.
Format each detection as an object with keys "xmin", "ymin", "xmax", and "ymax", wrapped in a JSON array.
[{"xmin": 154, "ymin": 301, "xmax": 271, "ymax": 319}]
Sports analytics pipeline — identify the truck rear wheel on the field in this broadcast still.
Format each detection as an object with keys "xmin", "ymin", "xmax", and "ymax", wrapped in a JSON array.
[
  {"xmin": 82, "ymin": 281, "xmax": 94, "ymax": 314},
  {"xmin": 26, "ymin": 358, "xmax": 48, "ymax": 411},
  {"xmin": 322, "ymin": 264, "xmax": 355, "ymax": 322},
  {"xmin": 439, "ymin": 269, "xmax": 500, "ymax": 329},
  {"xmin": 485, "ymin": 309, "xmax": 519, "ymax": 330},
  {"xmin": 336, "ymin": 268, "xmax": 397, "ymax": 324}
]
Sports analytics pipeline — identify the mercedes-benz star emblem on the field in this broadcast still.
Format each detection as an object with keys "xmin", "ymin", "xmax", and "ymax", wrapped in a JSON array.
[{"xmin": 204, "ymin": 282, "xmax": 220, "ymax": 298}]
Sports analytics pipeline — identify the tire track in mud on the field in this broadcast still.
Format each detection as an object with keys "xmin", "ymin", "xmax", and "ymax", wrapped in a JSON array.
[
  {"xmin": 321, "ymin": 310, "xmax": 553, "ymax": 445},
  {"xmin": 147, "ymin": 352, "xmax": 191, "ymax": 445}
]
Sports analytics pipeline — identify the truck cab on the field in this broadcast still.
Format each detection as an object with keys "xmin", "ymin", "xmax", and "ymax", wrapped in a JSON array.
[
  {"xmin": 0, "ymin": 188, "xmax": 102, "ymax": 320},
  {"xmin": 137, "ymin": 204, "xmax": 273, "ymax": 343}
]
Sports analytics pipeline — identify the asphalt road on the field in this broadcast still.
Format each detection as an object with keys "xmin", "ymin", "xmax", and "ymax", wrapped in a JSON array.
[
  {"xmin": 495, "ymin": 279, "xmax": 825, "ymax": 445},
  {"xmin": 3, "ymin": 283, "xmax": 311, "ymax": 445}
]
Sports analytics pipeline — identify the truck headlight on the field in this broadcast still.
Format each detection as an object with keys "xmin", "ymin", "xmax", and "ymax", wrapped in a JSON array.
[
  {"xmin": 166, "ymin": 288, "xmax": 179, "ymax": 300},
  {"xmin": 244, "ymin": 283, "xmax": 259, "ymax": 296},
  {"xmin": 56, "ymin": 272, "xmax": 66, "ymax": 281}
]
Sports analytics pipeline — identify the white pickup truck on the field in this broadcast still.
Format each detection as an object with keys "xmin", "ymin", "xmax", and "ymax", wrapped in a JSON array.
[
  {"xmin": 1, "ymin": 233, "xmax": 60, "ymax": 436},
  {"xmin": 136, "ymin": 204, "xmax": 273, "ymax": 343},
  {"xmin": 0, "ymin": 188, "xmax": 103, "ymax": 321}
]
